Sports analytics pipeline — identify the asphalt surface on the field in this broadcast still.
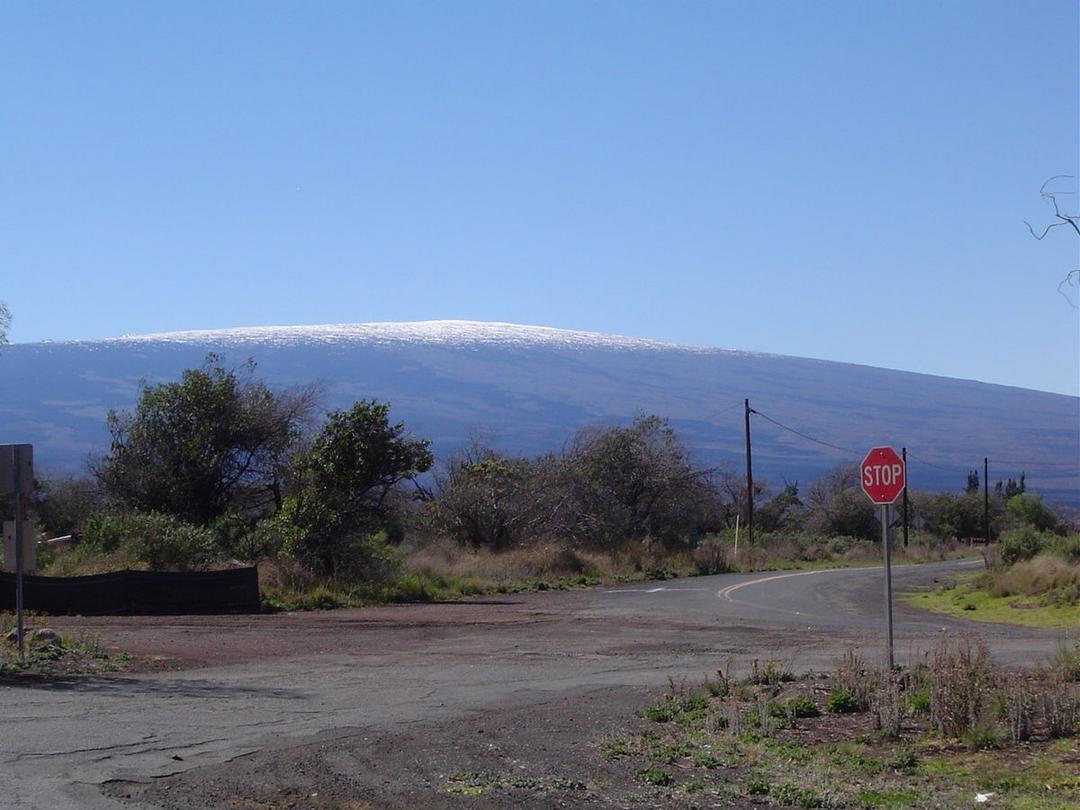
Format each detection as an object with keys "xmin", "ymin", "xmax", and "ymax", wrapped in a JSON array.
[{"xmin": 0, "ymin": 558, "xmax": 1070, "ymax": 808}]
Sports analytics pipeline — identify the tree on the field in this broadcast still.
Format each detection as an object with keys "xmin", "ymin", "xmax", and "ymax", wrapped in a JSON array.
[
  {"xmin": 560, "ymin": 415, "xmax": 720, "ymax": 548},
  {"xmin": 281, "ymin": 400, "xmax": 433, "ymax": 575},
  {"xmin": 965, "ymin": 469, "xmax": 980, "ymax": 494},
  {"xmin": 1005, "ymin": 492, "xmax": 1059, "ymax": 533},
  {"xmin": 428, "ymin": 442, "xmax": 549, "ymax": 551},
  {"xmin": 756, "ymin": 482, "xmax": 805, "ymax": 533},
  {"xmin": 0, "ymin": 302, "xmax": 10, "ymax": 346},
  {"xmin": 803, "ymin": 466, "xmax": 878, "ymax": 541},
  {"xmin": 94, "ymin": 356, "xmax": 317, "ymax": 524},
  {"xmin": 1004, "ymin": 473, "xmax": 1026, "ymax": 499}
]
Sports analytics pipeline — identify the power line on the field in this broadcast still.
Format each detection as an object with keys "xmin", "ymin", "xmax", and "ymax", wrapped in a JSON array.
[
  {"xmin": 711, "ymin": 401, "xmax": 744, "ymax": 418},
  {"xmin": 903, "ymin": 451, "xmax": 957, "ymax": 472},
  {"xmin": 750, "ymin": 408, "xmax": 860, "ymax": 457},
  {"xmin": 987, "ymin": 459, "xmax": 1079, "ymax": 469}
]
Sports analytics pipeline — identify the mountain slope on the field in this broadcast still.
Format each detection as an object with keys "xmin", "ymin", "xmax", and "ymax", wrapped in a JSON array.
[{"xmin": 2, "ymin": 321, "xmax": 1077, "ymax": 503}]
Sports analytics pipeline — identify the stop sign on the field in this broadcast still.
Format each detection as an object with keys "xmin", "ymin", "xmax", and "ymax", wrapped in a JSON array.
[{"xmin": 860, "ymin": 446, "xmax": 906, "ymax": 504}]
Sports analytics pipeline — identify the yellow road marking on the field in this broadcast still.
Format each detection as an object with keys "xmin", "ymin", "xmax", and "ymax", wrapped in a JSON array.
[{"xmin": 717, "ymin": 568, "xmax": 842, "ymax": 603}]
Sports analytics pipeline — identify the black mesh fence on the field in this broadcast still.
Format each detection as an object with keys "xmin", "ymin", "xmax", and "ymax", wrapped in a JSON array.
[{"xmin": 0, "ymin": 567, "xmax": 260, "ymax": 615}]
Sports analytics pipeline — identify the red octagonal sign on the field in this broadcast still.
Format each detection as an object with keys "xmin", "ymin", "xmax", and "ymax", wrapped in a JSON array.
[{"xmin": 860, "ymin": 446, "xmax": 906, "ymax": 505}]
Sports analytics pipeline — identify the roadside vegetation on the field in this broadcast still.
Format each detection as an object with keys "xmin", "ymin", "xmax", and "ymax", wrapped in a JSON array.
[
  {"xmin": 10, "ymin": 355, "xmax": 1076, "ymax": 613},
  {"xmin": 601, "ymin": 639, "xmax": 1080, "ymax": 808},
  {"xmin": 0, "ymin": 614, "xmax": 131, "ymax": 677},
  {"xmin": 906, "ymin": 495, "xmax": 1079, "ymax": 629}
]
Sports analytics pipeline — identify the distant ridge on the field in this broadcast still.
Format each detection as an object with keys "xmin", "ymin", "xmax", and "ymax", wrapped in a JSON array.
[{"xmin": 3, "ymin": 320, "xmax": 1078, "ymax": 504}]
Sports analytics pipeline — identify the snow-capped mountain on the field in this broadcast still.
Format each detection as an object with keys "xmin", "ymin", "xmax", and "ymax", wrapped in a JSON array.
[{"xmin": 3, "ymin": 321, "xmax": 1077, "ymax": 504}]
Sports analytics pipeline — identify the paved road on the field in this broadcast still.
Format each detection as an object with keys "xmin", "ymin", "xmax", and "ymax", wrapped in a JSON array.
[{"xmin": 0, "ymin": 559, "xmax": 1069, "ymax": 808}]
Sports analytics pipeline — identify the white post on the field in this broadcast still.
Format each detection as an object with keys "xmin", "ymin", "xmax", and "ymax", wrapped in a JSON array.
[{"xmin": 733, "ymin": 514, "xmax": 740, "ymax": 562}]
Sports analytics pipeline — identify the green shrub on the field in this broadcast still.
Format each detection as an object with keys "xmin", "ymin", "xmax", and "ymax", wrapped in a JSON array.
[
  {"xmin": 907, "ymin": 687, "xmax": 931, "ymax": 715},
  {"xmin": 643, "ymin": 704, "xmax": 675, "ymax": 723},
  {"xmin": 1049, "ymin": 533, "xmax": 1080, "ymax": 563},
  {"xmin": 131, "ymin": 519, "xmax": 218, "ymax": 571},
  {"xmin": 999, "ymin": 525, "xmax": 1052, "ymax": 566},
  {"xmin": 81, "ymin": 512, "xmax": 218, "ymax": 571},
  {"xmin": 209, "ymin": 513, "xmax": 255, "ymax": 558},
  {"xmin": 786, "ymin": 696, "xmax": 821, "ymax": 718},
  {"xmin": 961, "ymin": 723, "xmax": 1001, "ymax": 751},
  {"xmin": 635, "ymin": 768, "xmax": 673, "ymax": 786},
  {"xmin": 826, "ymin": 688, "xmax": 862, "ymax": 714}
]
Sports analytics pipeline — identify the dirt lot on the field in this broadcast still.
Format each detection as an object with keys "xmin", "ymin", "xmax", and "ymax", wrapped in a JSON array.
[{"xmin": 3, "ymin": 561, "xmax": 1071, "ymax": 809}]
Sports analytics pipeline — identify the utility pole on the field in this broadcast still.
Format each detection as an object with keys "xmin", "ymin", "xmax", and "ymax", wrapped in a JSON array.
[
  {"xmin": 744, "ymin": 398, "xmax": 754, "ymax": 545},
  {"xmin": 901, "ymin": 447, "xmax": 909, "ymax": 547},
  {"xmin": 984, "ymin": 456, "xmax": 990, "ymax": 545}
]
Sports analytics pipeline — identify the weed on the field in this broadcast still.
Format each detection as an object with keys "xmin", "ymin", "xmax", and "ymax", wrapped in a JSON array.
[
  {"xmin": 928, "ymin": 637, "xmax": 993, "ymax": 738},
  {"xmin": 961, "ymin": 723, "xmax": 1001, "ymax": 751},
  {"xmin": 785, "ymin": 696, "xmax": 821, "ymax": 718},
  {"xmin": 831, "ymin": 647, "xmax": 877, "ymax": 711},
  {"xmin": 691, "ymin": 750, "xmax": 721, "ymax": 769},
  {"xmin": 747, "ymin": 658, "xmax": 795, "ymax": 686},
  {"xmin": 855, "ymin": 788, "xmax": 918, "ymax": 806},
  {"xmin": 600, "ymin": 736, "xmax": 634, "ymax": 761},
  {"xmin": 745, "ymin": 775, "xmax": 770, "ymax": 795},
  {"xmin": 547, "ymin": 777, "xmax": 587, "ymax": 791},
  {"xmin": 884, "ymin": 747, "xmax": 918, "ymax": 771},
  {"xmin": 997, "ymin": 671, "xmax": 1036, "ymax": 743},
  {"xmin": 871, "ymin": 674, "xmax": 904, "ymax": 738},
  {"xmin": 771, "ymin": 783, "xmax": 824, "ymax": 808},
  {"xmin": 907, "ymin": 686, "xmax": 931, "ymax": 715},
  {"xmin": 762, "ymin": 738, "xmax": 813, "ymax": 764},
  {"xmin": 825, "ymin": 688, "xmax": 861, "ymax": 714},
  {"xmin": 635, "ymin": 768, "xmax": 673, "ymax": 787},
  {"xmin": 703, "ymin": 670, "xmax": 731, "ymax": 698},
  {"xmin": 1051, "ymin": 641, "xmax": 1080, "ymax": 682},
  {"xmin": 642, "ymin": 704, "xmax": 675, "ymax": 723},
  {"xmin": 652, "ymin": 742, "xmax": 693, "ymax": 764},
  {"xmin": 1040, "ymin": 677, "xmax": 1080, "ymax": 738}
]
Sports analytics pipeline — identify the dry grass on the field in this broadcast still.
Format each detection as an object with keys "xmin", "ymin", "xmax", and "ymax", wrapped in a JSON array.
[
  {"xmin": 405, "ymin": 539, "xmax": 697, "ymax": 586},
  {"xmin": 987, "ymin": 554, "xmax": 1080, "ymax": 600},
  {"xmin": 927, "ymin": 637, "xmax": 994, "ymax": 739}
]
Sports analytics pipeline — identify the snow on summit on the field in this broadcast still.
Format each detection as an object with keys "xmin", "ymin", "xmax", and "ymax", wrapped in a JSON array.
[{"xmin": 103, "ymin": 320, "xmax": 714, "ymax": 353}]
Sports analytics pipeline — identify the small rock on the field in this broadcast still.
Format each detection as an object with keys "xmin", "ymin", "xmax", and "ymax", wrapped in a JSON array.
[{"xmin": 31, "ymin": 628, "xmax": 61, "ymax": 645}]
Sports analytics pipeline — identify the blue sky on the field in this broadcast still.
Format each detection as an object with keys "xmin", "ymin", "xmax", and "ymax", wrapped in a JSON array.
[{"xmin": 2, "ymin": 1, "xmax": 1078, "ymax": 395}]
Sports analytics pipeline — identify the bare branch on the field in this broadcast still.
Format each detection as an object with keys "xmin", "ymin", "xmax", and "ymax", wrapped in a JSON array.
[
  {"xmin": 1027, "ymin": 177, "xmax": 1080, "ymax": 303},
  {"xmin": 1058, "ymin": 269, "xmax": 1080, "ymax": 309}
]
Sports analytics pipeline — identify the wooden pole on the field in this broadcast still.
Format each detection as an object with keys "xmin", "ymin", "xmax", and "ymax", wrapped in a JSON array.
[
  {"xmin": 984, "ymin": 456, "xmax": 990, "ymax": 545},
  {"xmin": 13, "ymin": 446, "xmax": 25, "ymax": 661},
  {"xmin": 744, "ymin": 399, "xmax": 753, "ymax": 545},
  {"xmin": 902, "ymin": 447, "xmax": 909, "ymax": 547}
]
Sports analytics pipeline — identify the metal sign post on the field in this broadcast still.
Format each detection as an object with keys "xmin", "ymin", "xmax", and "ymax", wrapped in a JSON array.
[
  {"xmin": 881, "ymin": 504, "xmax": 893, "ymax": 669},
  {"xmin": 860, "ymin": 446, "xmax": 905, "ymax": 671}
]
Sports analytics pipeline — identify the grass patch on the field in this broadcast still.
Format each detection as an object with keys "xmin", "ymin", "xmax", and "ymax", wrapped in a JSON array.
[
  {"xmin": 445, "ymin": 770, "xmax": 587, "ymax": 795},
  {"xmin": 905, "ymin": 582, "xmax": 1080, "ymax": 629}
]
